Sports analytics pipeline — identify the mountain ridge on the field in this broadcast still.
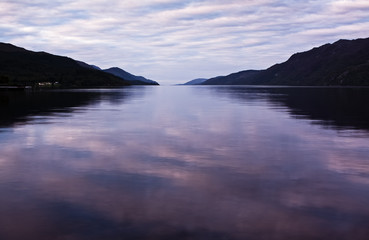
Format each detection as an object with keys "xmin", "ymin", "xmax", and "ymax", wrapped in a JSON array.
[
  {"xmin": 182, "ymin": 78, "xmax": 208, "ymax": 85},
  {"xmin": 202, "ymin": 37, "xmax": 369, "ymax": 86},
  {"xmin": 104, "ymin": 67, "xmax": 159, "ymax": 85},
  {"xmin": 0, "ymin": 42, "xmax": 157, "ymax": 87}
]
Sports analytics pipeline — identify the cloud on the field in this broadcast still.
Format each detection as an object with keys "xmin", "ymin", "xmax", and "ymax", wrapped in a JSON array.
[
  {"xmin": 330, "ymin": 0, "xmax": 369, "ymax": 13},
  {"xmin": 0, "ymin": 0, "xmax": 369, "ymax": 84}
]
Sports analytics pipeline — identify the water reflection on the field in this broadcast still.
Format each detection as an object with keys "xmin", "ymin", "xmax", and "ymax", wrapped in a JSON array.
[
  {"xmin": 0, "ymin": 86, "xmax": 369, "ymax": 239},
  {"xmin": 0, "ymin": 88, "xmax": 143, "ymax": 128},
  {"xmin": 208, "ymin": 86, "xmax": 369, "ymax": 131}
]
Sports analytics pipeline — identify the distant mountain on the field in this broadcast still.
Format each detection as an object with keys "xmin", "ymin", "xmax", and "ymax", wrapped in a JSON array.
[
  {"xmin": 104, "ymin": 67, "xmax": 159, "ymax": 85},
  {"xmin": 203, "ymin": 37, "xmax": 369, "ymax": 86},
  {"xmin": 76, "ymin": 61, "xmax": 102, "ymax": 71},
  {"xmin": 183, "ymin": 78, "xmax": 208, "ymax": 85},
  {"xmin": 0, "ymin": 42, "xmax": 130, "ymax": 87},
  {"xmin": 203, "ymin": 71, "xmax": 261, "ymax": 85}
]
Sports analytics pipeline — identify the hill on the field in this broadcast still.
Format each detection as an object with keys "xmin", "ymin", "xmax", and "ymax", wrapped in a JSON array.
[
  {"xmin": 203, "ymin": 37, "xmax": 369, "ymax": 86},
  {"xmin": 0, "ymin": 43, "xmax": 131, "ymax": 87},
  {"xmin": 182, "ymin": 78, "xmax": 208, "ymax": 85},
  {"xmin": 104, "ymin": 67, "xmax": 159, "ymax": 85}
]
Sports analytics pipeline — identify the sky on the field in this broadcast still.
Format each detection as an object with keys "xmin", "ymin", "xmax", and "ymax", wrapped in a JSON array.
[{"xmin": 1, "ymin": 0, "xmax": 369, "ymax": 85}]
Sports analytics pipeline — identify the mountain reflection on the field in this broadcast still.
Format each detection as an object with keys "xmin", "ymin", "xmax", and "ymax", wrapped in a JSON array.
[
  {"xmin": 0, "ymin": 88, "xmax": 140, "ymax": 128},
  {"xmin": 208, "ymin": 86, "xmax": 369, "ymax": 131}
]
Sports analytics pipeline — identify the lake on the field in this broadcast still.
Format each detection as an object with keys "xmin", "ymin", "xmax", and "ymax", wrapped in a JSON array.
[{"xmin": 0, "ymin": 86, "xmax": 369, "ymax": 240}]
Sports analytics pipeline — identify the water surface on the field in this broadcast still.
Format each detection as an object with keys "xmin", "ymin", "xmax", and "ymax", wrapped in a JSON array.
[{"xmin": 0, "ymin": 86, "xmax": 369, "ymax": 240}]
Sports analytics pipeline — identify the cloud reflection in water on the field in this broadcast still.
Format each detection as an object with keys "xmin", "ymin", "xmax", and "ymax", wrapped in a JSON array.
[{"xmin": 0, "ymin": 86, "xmax": 369, "ymax": 239}]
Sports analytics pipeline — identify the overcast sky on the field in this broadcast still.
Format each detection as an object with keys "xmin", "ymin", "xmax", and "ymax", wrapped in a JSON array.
[{"xmin": 1, "ymin": 0, "xmax": 369, "ymax": 84}]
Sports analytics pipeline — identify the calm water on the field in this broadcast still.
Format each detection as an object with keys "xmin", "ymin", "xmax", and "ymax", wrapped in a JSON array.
[{"xmin": 0, "ymin": 86, "xmax": 369, "ymax": 240}]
